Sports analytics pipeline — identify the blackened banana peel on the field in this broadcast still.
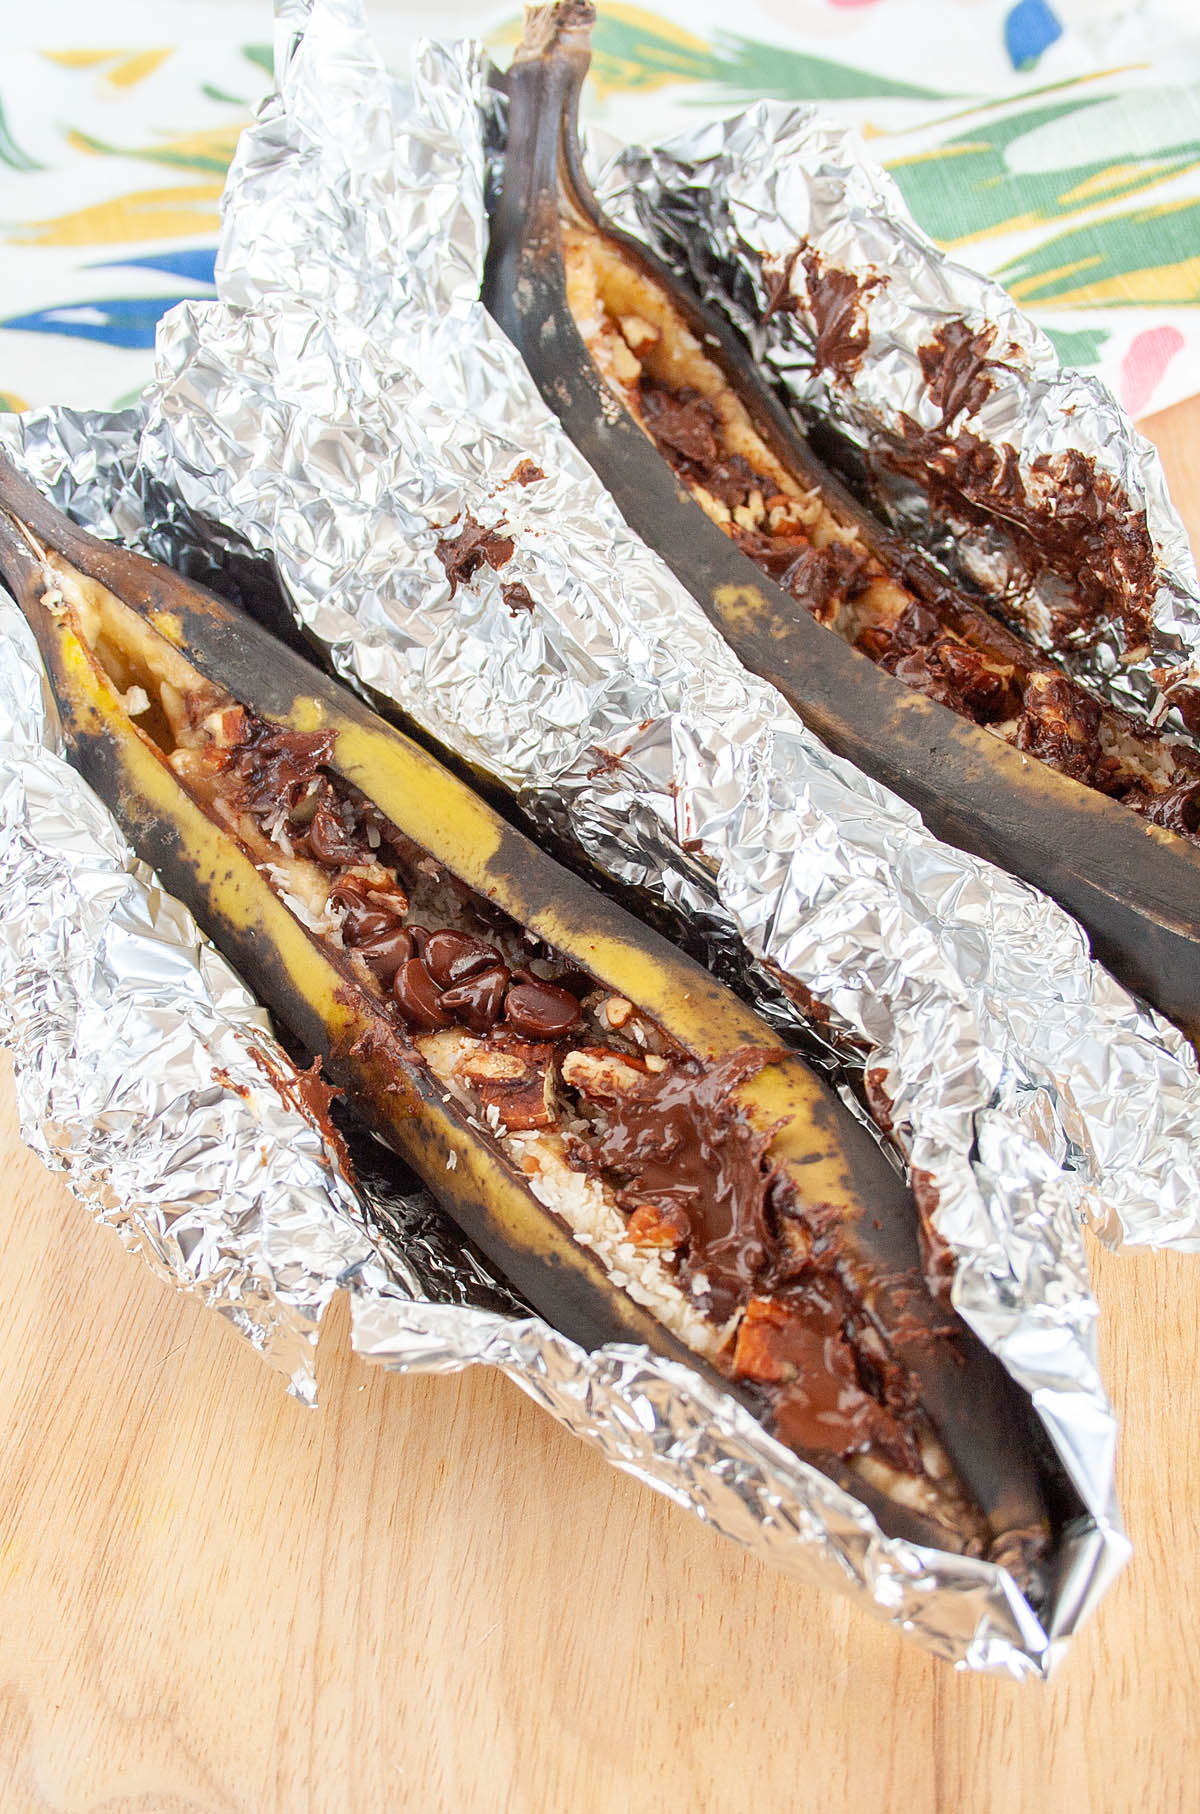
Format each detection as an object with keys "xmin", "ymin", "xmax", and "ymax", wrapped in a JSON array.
[
  {"xmin": 483, "ymin": 2, "xmax": 1200, "ymax": 1044},
  {"xmin": 0, "ymin": 454, "xmax": 1053, "ymax": 1582}
]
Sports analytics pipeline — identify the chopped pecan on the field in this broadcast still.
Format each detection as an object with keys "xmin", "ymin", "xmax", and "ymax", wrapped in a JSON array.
[
  {"xmin": 457, "ymin": 1050, "xmax": 528, "ymax": 1082},
  {"xmin": 201, "ymin": 704, "xmax": 248, "ymax": 748},
  {"xmin": 732, "ymin": 1296, "xmax": 805, "ymax": 1384},
  {"xmin": 455, "ymin": 1041, "xmax": 555, "ymax": 1130},
  {"xmin": 625, "ymin": 1201, "xmax": 690, "ymax": 1249},
  {"xmin": 560, "ymin": 1046, "xmax": 648, "ymax": 1099}
]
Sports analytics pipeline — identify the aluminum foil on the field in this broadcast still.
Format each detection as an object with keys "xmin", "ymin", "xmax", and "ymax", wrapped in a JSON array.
[
  {"xmin": 0, "ymin": 402, "xmax": 1113, "ymax": 1678},
  {"xmin": 0, "ymin": 416, "xmax": 377, "ymax": 1401},
  {"xmin": 595, "ymin": 112, "xmax": 1200, "ymax": 729},
  {"xmin": 7, "ymin": 0, "xmax": 1197, "ymax": 1669}
]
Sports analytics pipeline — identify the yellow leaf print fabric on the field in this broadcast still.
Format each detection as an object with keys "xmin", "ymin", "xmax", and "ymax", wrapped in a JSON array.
[{"xmin": 2, "ymin": 1, "xmax": 1197, "ymax": 418}]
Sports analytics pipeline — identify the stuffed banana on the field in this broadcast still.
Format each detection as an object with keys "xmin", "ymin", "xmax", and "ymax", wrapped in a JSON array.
[
  {"xmin": 483, "ymin": 1, "xmax": 1200, "ymax": 1043},
  {"xmin": 0, "ymin": 454, "xmax": 1054, "ymax": 1581}
]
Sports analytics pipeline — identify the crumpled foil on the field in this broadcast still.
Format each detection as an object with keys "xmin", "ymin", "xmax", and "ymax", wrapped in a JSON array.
[
  {"xmin": 11, "ymin": 0, "xmax": 1200, "ymax": 1669},
  {"xmin": 0, "ymin": 431, "xmax": 374, "ymax": 1401},
  {"xmin": 594, "ymin": 112, "xmax": 1200, "ymax": 728},
  {"xmin": 0, "ymin": 411, "xmax": 1112, "ymax": 1676}
]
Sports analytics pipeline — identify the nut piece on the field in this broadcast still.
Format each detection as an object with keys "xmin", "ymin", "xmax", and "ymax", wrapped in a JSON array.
[
  {"xmin": 618, "ymin": 313, "xmax": 658, "ymax": 353},
  {"xmin": 455, "ymin": 1043, "xmax": 555, "ymax": 1131},
  {"xmin": 202, "ymin": 704, "xmax": 249, "ymax": 748},
  {"xmin": 599, "ymin": 994, "xmax": 633, "ymax": 1030},
  {"xmin": 625, "ymin": 1201, "xmax": 690, "ymax": 1250},
  {"xmin": 456, "ymin": 1051, "xmax": 528, "ymax": 1083},
  {"xmin": 168, "ymin": 747, "xmax": 207, "ymax": 781},
  {"xmin": 560, "ymin": 1046, "xmax": 647, "ymax": 1100},
  {"xmin": 732, "ymin": 1296, "xmax": 805, "ymax": 1384}
]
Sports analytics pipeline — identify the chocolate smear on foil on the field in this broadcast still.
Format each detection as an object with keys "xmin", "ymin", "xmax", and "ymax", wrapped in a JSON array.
[
  {"xmin": 911, "ymin": 1168, "xmax": 955, "ymax": 1307},
  {"xmin": 763, "ymin": 247, "xmax": 882, "ymax": 380},
  {"xmin": 919, "ymin": 321, "xmax": 998, "ymax": 429},
  {"xmin": 251, "ymin": 1048, "xmax": 355, "ymax": 1183},
  {"xmin": 886, "ymin": 426, "xmax": 1157, "ymax": 649},
  {"xmin": 434, "ymin": 514, "xmax": 515, "ymax": 595},
  {"xmin": 501, "ymin": 580, "xmax": 536, "ymax": 614}
]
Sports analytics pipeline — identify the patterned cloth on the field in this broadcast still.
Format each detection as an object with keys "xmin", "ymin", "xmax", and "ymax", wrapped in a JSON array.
[{"xmin": 3, "ymin": 1, "xmax": 1198, "ymax": 417}]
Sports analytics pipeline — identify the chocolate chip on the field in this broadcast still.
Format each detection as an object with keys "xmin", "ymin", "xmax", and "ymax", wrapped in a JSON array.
[
  {"xmin": 504, "ymin": 978, "xmax": 581, "ymax": 1040},
  {"xmin": 356, "ymin": 926, "xmax": 415, "ymax": 985},
  {"xmin": 341, "ymin": 906, "xmax": 399, "ymax": 946},
  {"xmin": 392, "ymin": 957, "xmax": 451, "ymax": 1029},
  {"xmin": 547, "ymin": 966, "xmax": 593, "ymax": 1000},
  {"xmin": 424, "ymin": 929, "xmax": 502, "ymax": 989},
  {"xmin": 306, "ymin": 804, "xmax": 362, "ymax": 865},
  {"xmin": 440, "ymin": 964, "xmax": 511, "ymax": 1034}
]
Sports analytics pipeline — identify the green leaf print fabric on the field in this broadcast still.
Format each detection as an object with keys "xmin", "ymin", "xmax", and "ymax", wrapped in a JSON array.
[{"xmin": 2, "ymin": 0, "xmax": 1196, "ymax": 419}]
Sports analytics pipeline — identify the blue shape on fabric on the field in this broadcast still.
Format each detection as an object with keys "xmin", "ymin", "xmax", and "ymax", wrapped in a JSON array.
[
  {"xmin": 86, "ymin": 248, "xmax": 218, "ymax": 286},
  {"xmin": 1004, "ymin": 0, "xmax": 1064, "ymax": 71},
  {"xmin": 1, "ymin": 295, "xmax": 197, "ymax": 349}
]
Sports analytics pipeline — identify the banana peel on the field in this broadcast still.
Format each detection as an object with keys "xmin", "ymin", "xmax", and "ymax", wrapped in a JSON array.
[{"xmin": 0, "ymin": 452, "xmax": 1054, "ymax": 1577}]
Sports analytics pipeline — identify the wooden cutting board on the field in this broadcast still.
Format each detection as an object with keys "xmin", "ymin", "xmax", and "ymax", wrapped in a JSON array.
[{"xmin": 2, "ymin": 402, "xmax": 1199, "ymax": 1814}]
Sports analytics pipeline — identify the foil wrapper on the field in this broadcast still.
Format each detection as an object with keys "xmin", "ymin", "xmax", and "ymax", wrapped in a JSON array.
[
  {"xmin": 0, "ymin": 426, "xmax": 375, "ymax": 1400},
  {"xmin": 11, "ymin": 0, "xmax": 1200, "ymax": 1669},
  {"xmin": 0, "ymin": 405, "xmax": 1111, "ymax": 1678},
  {"xmin": 594, "ymin": 113, "xmax": 1200, "ymax": 728}
]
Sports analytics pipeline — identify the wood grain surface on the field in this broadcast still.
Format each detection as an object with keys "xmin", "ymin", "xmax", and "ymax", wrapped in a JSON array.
[{"xmin": 2, "ymin": 400, "xmax": 1199, "ymax": 1814}]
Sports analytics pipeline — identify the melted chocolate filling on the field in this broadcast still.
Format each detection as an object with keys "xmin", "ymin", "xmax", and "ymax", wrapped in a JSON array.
[
  {"xmin": 567, "ymin": 1049, "xmax": 782, "ymax": 1320},
  {"xmin": 629, "ymin": 375, "xmax": 1200, "ymax": 843},
  {"xmin": 887, "ymin": 427, "xmax": 1158, "ymax": 651}
]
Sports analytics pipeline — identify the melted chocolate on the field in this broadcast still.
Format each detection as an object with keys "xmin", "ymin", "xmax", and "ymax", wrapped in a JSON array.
[
  {"xmin": 1016, "ymin": 676, "xmax": 1102, "ymax": 784},
  {"xmin": 879, "ymin": 610, "xmax": 1022, "ymax": 725},
  {"xmin": 1142, "ymin": 777, "xmax": 1200, "ymax": 837},
  {"xmin": 1159, "ymin": 679, "xmax": 1200, "ymax": 737},
  {"xmin": 778, "ymin": 540, "xmax": 873, "ymax": 623},
  {"xmin": 918, "ymin": 320, "xmax": 997, "ymax": 429},
  {"xmin": 250, "ymin": 1049, "xmax": 355, "ymax": 1183},
  {"xmin": 800, "ymin": 248, "xmax": 880, "ymax": 379},
  {"xmin": 732, "ymin": 1287, "xmax": 920, "ymax": 1469},
  {"xmin": 863, "ymin": 1066, "xmax": 894, "ymax": 1136},
  {"xmin": 639, "ymin": 383, "xmax": 721, "ymax": 466},
  {"xmin": 910, "ymin": 1168, "xmax": 955, "ymax": 1307},
  {"xmin": 224, "ymin": 719, "xmax": 335, "ymax": 814},
  {"xmin": 760, "ymin": 247, "xmax": 801, "ymax": 322},
  {"xmin": 501, "ymin": 580, "xmax": 536, "ymax": 615},
  {"xmin": 889, "ymin": 426, "xmax": 1156, "ymax": 650},
  {"xmin": 434, "ymin": 515, "xmax": 516, "ymax": 595},
  {"xmin": 585, "ymin": 744, "xmax": 628, "ymax": 779},
  {"xmin": 638, "ymin": 381, "xmax": 759, "ymax": 511},
  {"xmin": 567, "ymin": 1048, "xmax": 788, "ymax": 1320}
]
